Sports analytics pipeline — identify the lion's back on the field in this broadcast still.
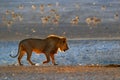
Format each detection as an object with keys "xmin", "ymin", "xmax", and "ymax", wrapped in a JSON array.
[{"xmin": 19, "ymin": 38, "xmax": 46, "ymax": 48}]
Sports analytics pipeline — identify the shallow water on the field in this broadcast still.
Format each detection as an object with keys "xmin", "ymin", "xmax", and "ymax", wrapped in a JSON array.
[
  {"xmin": 0, "ymin": 0, "xmax": 120, "ymax": 40},
  {"xmin": 0, "ymin": 40, "xmax": 120, "ymax": 66},
  {"xmin": 0, "ymin": 0, "xmax": 120, "ymax": 23}
]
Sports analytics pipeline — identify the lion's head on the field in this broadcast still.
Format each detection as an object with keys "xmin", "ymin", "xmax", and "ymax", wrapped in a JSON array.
[
  {"xmin": 58, "ymin": 37, "xmax": 69, "ymax": 52},
  {"xmin": 47, "ymin": 35, "xmax": 69, "ymax": 52}
]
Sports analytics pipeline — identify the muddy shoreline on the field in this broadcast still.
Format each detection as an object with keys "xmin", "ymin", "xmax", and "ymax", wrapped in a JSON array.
[{"xmin": 0, "ymin": 65, "xmax": 120, "ymax": 80}]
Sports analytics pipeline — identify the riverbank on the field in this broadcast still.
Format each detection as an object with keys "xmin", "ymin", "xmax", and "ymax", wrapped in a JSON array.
[{"xmin": 0, "ymin": 65, "xmax": 120, "ymax": 80}]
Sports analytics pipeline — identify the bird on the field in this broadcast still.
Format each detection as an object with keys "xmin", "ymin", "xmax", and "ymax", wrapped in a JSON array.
[
  {"xmin": 54, "ymin": 14, "xmax": 60, "ymax": 21},
  {"xmin": 93, "ymin": 17, "xmax": 101, "ymax": 25},
  {"xmin": 11, "ymin": 13, "xmax": 18, "ymax": 21},
  {"xmin": 32, "ymin": 4, "xmax": 36, "ymax": 10},
  {"xmin": 101, "ymin": 5, "xmax": 106, "ymax": 11},
  {"xmin": 50, "ymin": 9, "xmax": 57, "ymax": 14},
  {"xmin": 86, "ymin": 17, "xmax": 101, "ymax": 26},
  {"xmin": 18, "ymin": 14, "xmax": 23, "ymax": 21},
  {"xmin": 114, "ymin": 13, "xmax": 119, "ymax": 20},
  {"xmin": 52, "ymin": 18, "xmax": 59, "ymax": 25},
  {"xmin": 40, "ymin": 4, "xmax": 44, "ymax": 13},
  {"xmin": 18, "ymin": 4, "xmax": 24, "ymax": 9},
  {"xmin": 71, "ymin": 16, "xmax": 79, "ymax": 24},
  {"xmin": 11, "ymin": 10, "xmax": 15, "ymax": 15},
  {"xmin": 41, "ymin": 16, "xmax": 50, "ymax": 24},
  {"xmin": 47, "ymin": 4, "xmax": 52, "ymax": 7},
  {"xmin": 6, "ymin": 20, "xmax": 13, "ymax": 27},
  {"xmin": 5, "ymin": 10, "xmax": 10, "ymax": 15}
]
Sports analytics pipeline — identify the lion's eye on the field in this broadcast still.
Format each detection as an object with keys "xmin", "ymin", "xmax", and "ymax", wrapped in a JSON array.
[{"xmin": 63, "ymin": 40, "xmax": 66, "ymax": 43}]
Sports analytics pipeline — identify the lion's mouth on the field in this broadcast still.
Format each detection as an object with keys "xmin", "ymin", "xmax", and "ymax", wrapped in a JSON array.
[
  {"xmin": 63, "ymin": 48, "xmax": 69, "ymax": 52},
  {"xmin": 58, "ymin": 48, "xmax": 65, "ymax": 52},
  {"xmin": 58, "ymin": 48, "xmax": 61, "ymax": 52}
]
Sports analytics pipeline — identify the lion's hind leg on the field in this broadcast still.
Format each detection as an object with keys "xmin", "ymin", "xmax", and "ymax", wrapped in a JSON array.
[
  {"xmin": 18, "ymin": 51, "xmax": 25, "ymax": 66},
  {"xmin": 26, "ymin": 50, "xmax": 35, "ymax": 65}
]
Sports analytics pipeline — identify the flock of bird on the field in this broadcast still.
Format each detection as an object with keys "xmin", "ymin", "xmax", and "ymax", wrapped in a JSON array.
[
  {"xmin": 2, "ymin": 2, "xmax": 119, "ymax": 27},
  {"xmin": 2, "ymin": 9, "xmax": 23, "ymax": 27}
]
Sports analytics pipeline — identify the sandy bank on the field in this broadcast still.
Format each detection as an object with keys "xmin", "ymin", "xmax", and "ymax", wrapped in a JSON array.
[{"xmin": 0, "ymin": 65, "xmax": 120, "ymax": 80}]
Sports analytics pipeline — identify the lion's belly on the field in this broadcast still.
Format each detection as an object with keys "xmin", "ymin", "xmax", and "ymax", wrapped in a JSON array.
[{"xmin": 33, "ymin": 49, "xmax": 42, "ymax": 54}]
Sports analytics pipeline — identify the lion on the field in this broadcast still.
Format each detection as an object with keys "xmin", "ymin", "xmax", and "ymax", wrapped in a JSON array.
[{"xmin": 10, "ymin": 35, "xmax": 69, "ymax": 66}]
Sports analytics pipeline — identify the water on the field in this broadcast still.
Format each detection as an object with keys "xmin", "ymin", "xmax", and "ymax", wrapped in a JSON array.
[
  {"xmin": 1, "ymin": 0, "xmax": 120, "ymax": 40},
  {"xmin": 0, "ymin": 40, "xmax": 120, "ymax": 66},
  {"xmin": 0, "ymin": 0, "xmax": 120, "ymax": 23}
]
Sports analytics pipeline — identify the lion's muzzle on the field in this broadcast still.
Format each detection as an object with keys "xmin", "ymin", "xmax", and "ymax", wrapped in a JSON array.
[{"xmin": 64, "ymin": 45, "xmax": 69, "ymax": 52}]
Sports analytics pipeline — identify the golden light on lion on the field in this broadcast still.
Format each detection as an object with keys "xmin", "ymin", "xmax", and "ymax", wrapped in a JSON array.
[{"xmin": 10, "ymin": 35, "xmax": 69, "ymax": 66}]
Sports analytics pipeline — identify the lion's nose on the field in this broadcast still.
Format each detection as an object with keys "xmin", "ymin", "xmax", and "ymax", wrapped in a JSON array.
[
  {"xmin": 64, "ymin": 47, "xmax": 69, "ymax": 52},
  {"xmin": 67, "ymin": 47, "xmax": 69, "ymax": 50},
  {"xmin": 66, "ymin": 46, "xmax": 69, "ymax": 50}
]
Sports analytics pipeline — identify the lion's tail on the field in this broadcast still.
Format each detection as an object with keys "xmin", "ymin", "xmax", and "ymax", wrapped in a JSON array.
[
  {"xmin": 9, "ymin": 52, "xmax": 19, "ymax": 58},
  {"xmin": 9, "ymin": 43, "xmax": 21, "ymax": 58}
]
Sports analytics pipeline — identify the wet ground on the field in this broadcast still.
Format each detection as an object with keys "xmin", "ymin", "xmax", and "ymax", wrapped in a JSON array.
[
  {"xmin": 0, "ymin": 40, "xmax": 120, "ymax": 66},
  {"xmin": 0, "ymin": 66, "xmax": 120, "ymax": 80}
]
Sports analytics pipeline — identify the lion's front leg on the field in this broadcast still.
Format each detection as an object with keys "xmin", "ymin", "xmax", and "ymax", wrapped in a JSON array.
[
  {"xmin": 50, "ymin": 53, "xmax": 58, "ymax": 65},
  {"xmin": 43, "ymin": 53, "xmax": 50, "ymax": 64}
]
